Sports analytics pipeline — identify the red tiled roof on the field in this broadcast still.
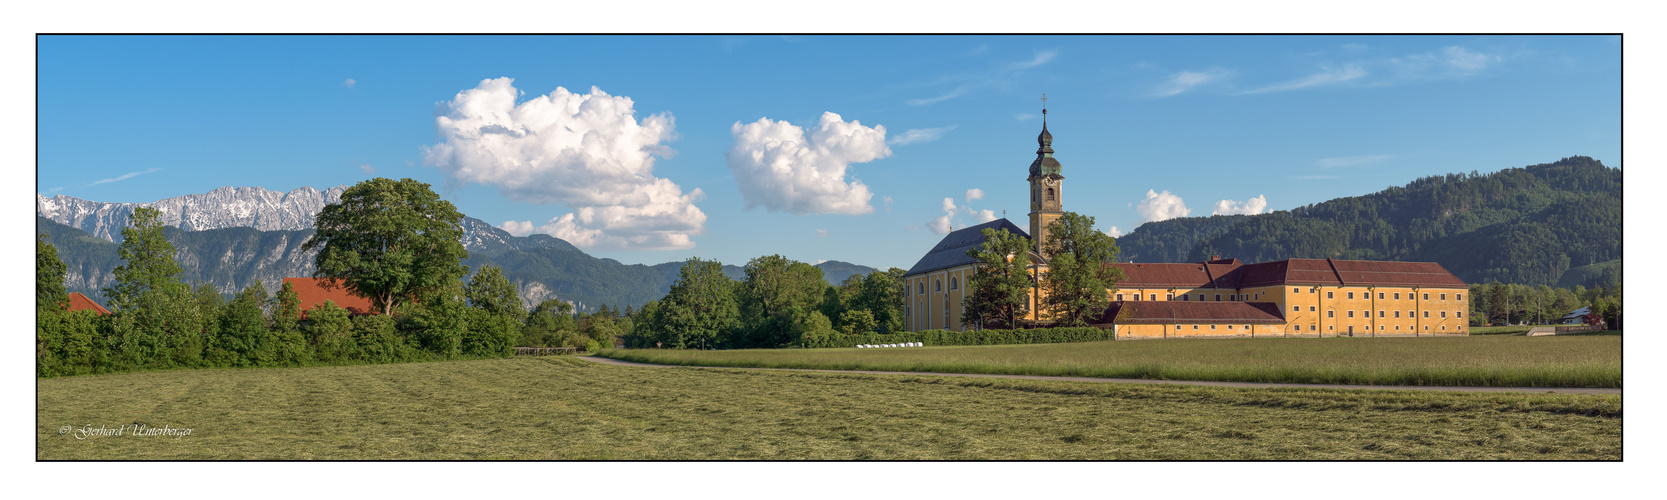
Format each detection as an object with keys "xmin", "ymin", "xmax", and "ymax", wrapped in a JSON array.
[
  {"xmin": 1112, "ymin": 258, "xmax": 1467, "ymax": 289},
  {"xmin": 285, "ymin": 278, "xmax": 377, "ymax": 318},
  {"xmin": 1109, "ymin": 262, "xmax": 1218, "ymax": 288},
  {"xmin": 1096, "ymin": 301, "xmax": 1286, "ymax": 325},
  {"xmin": 66, "ymin": 292, "xmax": 110, "ymax": 315}
]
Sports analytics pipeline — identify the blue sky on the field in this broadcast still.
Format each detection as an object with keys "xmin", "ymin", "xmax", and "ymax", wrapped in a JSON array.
[{"xmin": 37, "ymin": 35, "xmax": 1621, "ymax": 270}]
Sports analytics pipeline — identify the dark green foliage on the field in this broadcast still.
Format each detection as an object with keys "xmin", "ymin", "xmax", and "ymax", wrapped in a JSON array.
[
  {"xmin": 737, "ymin": 255, "xmax": 827, "ymax": 348},
  {"xmin": 522, "ymin": 299, "xmax": 576, "ymax": 347},
  {"xmin": 839, "ymin": 309, "xmax": 878, "ymax": 335},
  {"xmin": 804, "ymin": 326, "xmax": 1114, "ymax": 348},
  {"xmin": 209, "ymin": 281, "xmax": 272, "ymax": 367},
  {"xmin": 304, "ymin": 177, "xmax": 469, "ymax": 316},
  {"xmin": 402, "ymin": 280, "xmax": 469, "ymax": 357},
  {"xmin": 38, "ymin": 233, "xmax": 69, "ymax": 310},
  {"xmin": 962, "ymin": 228, "xmax": 1034, "ymax": 329},
  {"xmin": 1041, "ymin": 212, "xmax": 1125, "ymax": 327},
  {"xmin": 273, "ymin": 280, "xmax": 302, "ymax": 335},
  {"xmin": 105, "ymin": 207, "xmax": 187, "ymax": 312},
  {"xmin": 36, "ymin": 308, "xmax": 105, "ymax": 377},
  {"xmin": 659, "ymin": 258, "xmax": 740, "ymax": 349},
  {"xmin": 351, "ymin": 314, "xmax": 405, "ymax": 363},
  {"xmin": 306, "ymin": 301, "xmax": 355, "ymax": 362}
]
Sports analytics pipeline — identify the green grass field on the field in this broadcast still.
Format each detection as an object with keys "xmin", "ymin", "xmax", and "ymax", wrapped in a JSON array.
[
  {"xmin": 36, "ymin": 357, "xmax": 1620, "ymax": 459},
  {"xmin": 601, "ymin": 336, "xmax": 1621, "ymax": 388}
]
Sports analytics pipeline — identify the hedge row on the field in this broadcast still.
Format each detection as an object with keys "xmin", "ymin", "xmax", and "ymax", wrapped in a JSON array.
[{"xmin": 804, "ymin": 326, "xmax": 1113, "ymax": 348}]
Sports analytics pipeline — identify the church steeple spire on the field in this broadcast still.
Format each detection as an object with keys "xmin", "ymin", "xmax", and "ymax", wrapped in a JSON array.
[{"xmin": 1027, "ymin": 94, "xmax": 1064, "ymax": 257}]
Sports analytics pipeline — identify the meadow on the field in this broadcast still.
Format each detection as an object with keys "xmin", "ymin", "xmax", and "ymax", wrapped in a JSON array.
[
  {"xmin": 37, "ymin": 356, "xmax": 1619, "ymax": 460},
  {"xmin": 601, "ymin": 335, "xmax": 1621, "ymax": 388}
]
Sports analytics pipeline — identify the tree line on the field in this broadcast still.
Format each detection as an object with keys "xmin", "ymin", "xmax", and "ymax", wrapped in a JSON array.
[
  {"xmin": 624, "ymin": 255, "xmax": 908, "ymax": 349},
  {"xmin": 35, "ymin": 178, "xmax": 616, "ymax": 377},
  {"xmin": 1468, "ymin": 281, "xmax": 1622, "ymax": 329}
]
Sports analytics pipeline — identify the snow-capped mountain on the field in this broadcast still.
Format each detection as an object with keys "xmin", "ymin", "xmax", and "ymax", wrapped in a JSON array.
[{"xmin": 37, "ymin": 185, "xmax": 347, "ymax": 243}]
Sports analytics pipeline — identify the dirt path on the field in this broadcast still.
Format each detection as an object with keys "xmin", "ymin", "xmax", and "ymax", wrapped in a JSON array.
[{"xmin": 579, "ymin": 355, "xmax": 1621, "ymax": 395}]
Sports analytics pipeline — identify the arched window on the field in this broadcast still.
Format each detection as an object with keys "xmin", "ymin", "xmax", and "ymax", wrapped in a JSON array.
[
  {"xmin": 935, "ymin": 280, "xmax": 941, "ymax": 292},
  {"xmin": 917, "ymin": 283, "xmax": 924, "ymax": 294},
  {"xmin": 1046, "ymin": 187, "xmax": 1055, "ymax": 202},
  {"xmin": 950, "ymin": 276, "xmax": 959, "ymax": 290}
]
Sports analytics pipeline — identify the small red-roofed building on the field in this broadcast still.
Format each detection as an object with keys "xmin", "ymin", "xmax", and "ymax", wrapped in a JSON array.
[
  {"xmin": 284, "ymin": 277, "xmax": 378, "ymax": 318},
  {"xmin": 66, "ymin": 292, "xmax": 111, "ymax": 316}
]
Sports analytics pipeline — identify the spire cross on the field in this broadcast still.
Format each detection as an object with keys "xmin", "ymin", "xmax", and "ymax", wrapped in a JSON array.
[{"xmin": 1041, "ymin": 93, "xmax": 1047, "ymax": 113}]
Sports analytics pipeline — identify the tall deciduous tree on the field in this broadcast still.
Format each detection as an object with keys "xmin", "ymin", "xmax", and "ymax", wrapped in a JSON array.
[
  {"xmin": 303, "ymin": 177, "xmax": 469, "ymax": 317},
  {"xmin": 962, "ymin": 228, "xmax": 1033, "ymax": 329},
  {"xmin": 1041, "ymin": 212, "xmax": 1125, "ymax": 326},
  {"xmin": 104, "ymin": 207, "xmax": 186, "ymax": 312},
  {"xmin": 37, "ymin": 233, "xmax": 68, "ymax": 311},
  {"xmin": 738, "ymin": 255, "xmax": 826, "ymax": 347},
  {"xmin": 661, "ymin": 257, "xmax": 738, "ymax": 349},
  {"xmin": 853, "ymin": 268, "xmax": 907, "ymax": 334}
]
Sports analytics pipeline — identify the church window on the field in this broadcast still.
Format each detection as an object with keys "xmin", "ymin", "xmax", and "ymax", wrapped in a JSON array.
[
  {"xmin": 1046, "ymin": 187, "xmax": 1055, "ymax": 202},
  {"xmin": 950, "ymin": 277, "xmax": 958, "ymax": 290},
  {"xmin": 917, "ymin": 283, "xmax": 924, "ymax": 294},
  {"xmin": 935, "ymin": 280, "xmax": 941, "ymax": 292}
]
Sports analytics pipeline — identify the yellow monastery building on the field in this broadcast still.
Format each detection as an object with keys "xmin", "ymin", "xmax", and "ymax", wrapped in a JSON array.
[{"xmin": 902, "ymin": 108, "xmax": 1469, "ymax": 338}]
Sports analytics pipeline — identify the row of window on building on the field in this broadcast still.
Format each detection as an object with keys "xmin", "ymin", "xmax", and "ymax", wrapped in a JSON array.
[
  {"xmin": 1291, "ymin": 288, "xmax": 1463, "ymax": 302},
  {"xmin": 1283, "ymin": 324, "xmax": 1457, "ymax": 332},
  {"xmin": 1288, "ymin": 306, "xmax": 1461, "ymax": 319},
  {"xmin": 909, "ymin": 276, "xmax": 961, "ymax": 296}
]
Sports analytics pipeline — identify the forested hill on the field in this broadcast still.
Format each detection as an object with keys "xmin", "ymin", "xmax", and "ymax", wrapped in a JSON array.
[{"xmin": 1114, "ymin": 156, "xmax": 1621, "ymax": 287}]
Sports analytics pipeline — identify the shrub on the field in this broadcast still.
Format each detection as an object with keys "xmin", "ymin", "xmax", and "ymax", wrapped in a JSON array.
[
  {"xmin": 307, "ymin": 301, "xmax": 355, "ymax": 362},
  {"xmin": 809, "ymin": 326, "xmax": 1114, "ymax": 348},
  {"xmin": 352, "ymin": 314, "xmax": 404, "ymax": 363}
]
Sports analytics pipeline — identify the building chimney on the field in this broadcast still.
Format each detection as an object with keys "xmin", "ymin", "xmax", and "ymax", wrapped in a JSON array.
[{"xmin": 1210, "ymin": 255, "xmax": 1221, "ymax": 261}]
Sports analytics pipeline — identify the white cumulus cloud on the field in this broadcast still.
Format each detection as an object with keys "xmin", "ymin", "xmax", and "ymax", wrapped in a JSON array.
[
  {"xmin": 973, "ymin": 209, "xmax": 997, "ymax": 224},
  {"xmin": 1106, "ymin": 226, "xmax": 1123, "ymax": 238},
  {"xmin": 928, "ymin": 197, "xmax": 956, "ymax": 235},
  {"xmin": 965, "ymin": 188, "xmax": 984, "ymax": 203},
  {"xmin": 1137, "ymin": 189, "xmax": 1190, "ymax": 223},
  {"xmin": 1213, "ymin": 195, "xmax": 1268, "ymax": 216},
  {"xmin": 888, "ymin": 125, "xmax": 957, "ymax": 146},
  {"xmin": 425, "ymin": 77, "xmax": 705, "ymax": 251},
  {"xmin": 726, "ymin": 112, "xmax": 890, "ymax": 215}
]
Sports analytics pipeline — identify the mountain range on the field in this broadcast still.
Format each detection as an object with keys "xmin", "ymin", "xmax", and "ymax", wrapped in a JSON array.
[
  {"xmin": 37, "ymin": 186, "xmax": 875, "ymax": 312},
  {"xmin": 1113, "ymin": 156, "xmax": 1622, "ymax": 288}
]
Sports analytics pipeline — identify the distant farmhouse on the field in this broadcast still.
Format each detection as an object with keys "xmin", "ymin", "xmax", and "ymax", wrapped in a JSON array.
[
  {"xmin": 902, "ymin": 105, "xmax": 1469, "ymax": 338},
  {"xmin": 66, "ymin": 292, "xmax": 110, "ymax": 316}
]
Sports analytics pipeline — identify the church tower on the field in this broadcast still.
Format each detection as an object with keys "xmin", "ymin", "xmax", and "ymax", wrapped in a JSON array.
[{"xmin": 1027, "ymin": 97, "xmax": 1064, "ymax": 256}]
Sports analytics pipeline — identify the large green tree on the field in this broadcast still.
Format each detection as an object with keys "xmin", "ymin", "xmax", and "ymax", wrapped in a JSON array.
[
  {"xmin": 962, "ymin": 228, "xmax": 1034, "ymax": 329},
  {"xmin": 737, "ymin": 255, "xmax": 826, "ymax": 347},
  {"xmin": 104, "ymin": 207, "xmax": 186, "ymax": 312},
  {"xmin": 464, "ymin": 265, "xmax": 523, "ymax": 355},
  {"xmin": 303, "ymin": 177, "xmax": 469, "ymax": 317},
  {"xmin": 1041, "ymin": 212, "xmax": 1125, "ymax": 326},
  {"xmin": 37, "ymin": 233, "xmax": 69, "ymax": 311},
  {"xmin": 660, "ymin": 257, "xmax": 738, "ymax": 349}
]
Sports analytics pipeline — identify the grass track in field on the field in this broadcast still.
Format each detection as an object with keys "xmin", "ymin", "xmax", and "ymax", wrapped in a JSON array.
[
  {"xmin": 37, "ymin": 357, "xmax": 1619, "ymax": 459},
  {"xmin": 601, "ymin": 336, "xmax": 1620, "ymax": 388}
]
